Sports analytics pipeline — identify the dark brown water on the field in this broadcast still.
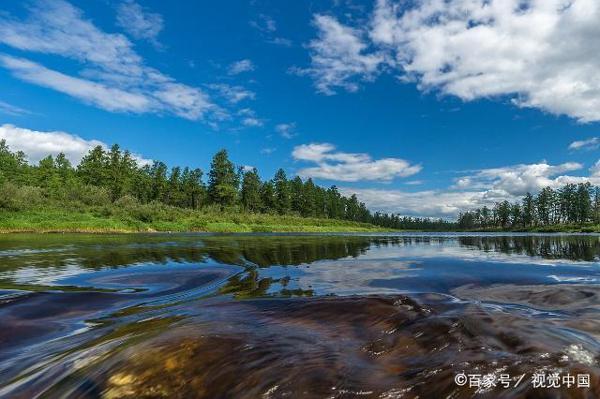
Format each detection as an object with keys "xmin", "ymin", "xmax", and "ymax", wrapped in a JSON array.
[{"xmin": 1, "ymin": 233, "xmax": 600, "ymax": 398}]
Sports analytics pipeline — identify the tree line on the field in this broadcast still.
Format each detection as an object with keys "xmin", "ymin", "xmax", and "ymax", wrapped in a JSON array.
[
  {"xmin": 457, "ymin": 183, "xmax": 600, "ymax": 230},
  {"xmin": 2, "ymin": 140, "xmax": 426, "ymax": 227}
]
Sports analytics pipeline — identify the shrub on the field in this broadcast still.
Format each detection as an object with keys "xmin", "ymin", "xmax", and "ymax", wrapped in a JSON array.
[
  {"xmin": 64, "ymin": 184, "xmax": 111, "ymax": 206},
  {"xmin": 0, "ymin": 183, "xmax": 44, "ymax": 211}
]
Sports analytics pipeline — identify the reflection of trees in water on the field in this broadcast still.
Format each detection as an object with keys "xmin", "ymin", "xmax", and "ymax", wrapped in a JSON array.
[
  {"xmin": 4, "ymin": 234, "xmax": 599, "ymax": 276},
  {"xmin": 220, "ymin": 269, "xmax": 314, "ymax": 298},
  {"xmin": 0, "ymin": 235, "xmax": 375, "ymax": 272},
  {"xmin": 204, "ymin": 236, "xmax": 373, "ymax": 267},
  {"xmin": 458, "ymin": 236, "xmax": 600, "ymax": 261}
]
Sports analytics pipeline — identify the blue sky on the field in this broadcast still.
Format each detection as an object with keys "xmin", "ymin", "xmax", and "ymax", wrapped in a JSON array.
[{"xmin": 1, "ymin": 0, "xmax": 600, "ymax": 218}]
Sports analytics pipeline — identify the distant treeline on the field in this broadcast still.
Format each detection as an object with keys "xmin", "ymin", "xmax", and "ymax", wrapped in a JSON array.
[
  {"xmin": 457, "ymin": 183, "xmax": 600, "ymax": 230},
  {"xmin": 0, "ymin": 140, "xmax": 452, "ymax": 230}
]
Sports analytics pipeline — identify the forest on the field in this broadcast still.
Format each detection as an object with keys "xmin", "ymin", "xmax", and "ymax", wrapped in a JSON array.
[
  {"xmin": 4, "ymin": 139, "xmax": 598, "ymax": 233},
  {"xmin": 457, "ymin": 183, "xmax": 600, "ymax": 231},
  {"xmin": 0, "ymin": 140, "xmax": 452, "ymax": 232}
]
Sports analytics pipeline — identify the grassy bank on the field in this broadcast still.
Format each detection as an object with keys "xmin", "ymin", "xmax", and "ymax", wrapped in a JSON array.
[
  {"xmin": 465, "ymin": 224, "xmax": 600, "ymax": 233},
  {"xmin": 0, "ymin": 206, "xmax": 390, "ymax": 234}
]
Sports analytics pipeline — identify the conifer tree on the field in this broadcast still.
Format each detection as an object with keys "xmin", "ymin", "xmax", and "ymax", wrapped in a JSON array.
[
  {"xmin": 273, "ymin": 168, "xmax": 290, "ymax": 214},
  {"xmin": 78, "ymin": 145, "xmax": 107, "ymax": 186},
  {"xmin": 260, "ymin": 180, "xmax": 275, "ymax": 213},
  {"xmin": 241, "ymin": 168, "xmax": 262, "ymax": 212},
  {"xmin": 208, "ymin": 149, "xmax": 239, "ymax": 207}
]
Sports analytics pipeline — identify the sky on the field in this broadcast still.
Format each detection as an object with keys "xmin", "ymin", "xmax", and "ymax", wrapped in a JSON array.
[{"xmin": 1, "ymin": 0, "xmax": 600, "ymax": 219}]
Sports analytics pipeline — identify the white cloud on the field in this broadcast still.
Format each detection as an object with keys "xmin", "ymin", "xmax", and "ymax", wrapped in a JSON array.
[
  {"xmin": 250, "ymin": 14, "xmax": 292, "ymax": 46},
  {"xmin": 209, "ymin": 84, "xmax": 255, "ymax": 103},
  {"xmin": 116, "ymin": 0, "xmax": 163, "ymax": 45},
  {"xmin": 590, "ymin": 160, "xmax": 600, "ymax": 177},
  {"xmin": 250, "ymin": 14, "xmax": 277, "ymax": 33},
  {"xmin": 0, "ymin": 100, "xmax": 30, "ymax": 116},
  {"xmin": 275, "ymin": 123, "xmax": 297, "ymax": 139},
  {"xmin": 267, "ymin": 37, "xmax": 293, "ymax": 47},
  {"xmin": 292, "ymin": 142, "xmax": 421, "ymax": 182},
  {"xmin": 228, "ymin": 59, "xmax": 255, "ymax": 75},
  {"xmin": 0, "ymin": 0, "xmax": 214, "ymax": 120},
  {"xmin": 0, "ymin": 124, "xmax": 152, "ymax": 166},
  {"xmin": 569, "ymin": 137, "xmax": 600, "ymax": 151},
  {"xmin": 0, "ymin": 55, "xmax": 151, "ymax": 113},
  {"xmin": 343, "ymin": 160, "xmax": 600, "ymax": 218},
  {"xmin": 453, "ymin": 162, "xmax": 586, "ymax": 196},
  {"xmin": 340, "ymin": 187, "xmax": 485, "ymax": 218},
  {"xmin": 242, "ymin": 117, "xmax": 264, "ymax": 127},
  {"xmin": 303, "ymin": 0, "xmax": 600, "ymax": 122},
  {"xmin": 296, "ymin": 14, "xmax": 384, "ymax": 95}
]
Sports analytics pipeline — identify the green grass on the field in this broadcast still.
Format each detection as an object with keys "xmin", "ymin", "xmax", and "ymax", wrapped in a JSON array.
[{"xmin": 0, "ymin": 207, "xmax": 391, "ymax": 234}]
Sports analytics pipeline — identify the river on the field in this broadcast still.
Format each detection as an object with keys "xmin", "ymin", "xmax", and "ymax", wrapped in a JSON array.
[{"xmin": 0, "ymin": 233, "xmax": 599, "ymax": 398}]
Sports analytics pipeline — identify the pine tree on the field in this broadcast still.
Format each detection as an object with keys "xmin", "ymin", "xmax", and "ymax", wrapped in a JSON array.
[
  {"xmin": 78, "ymin": 145, "xmax": 107, "ymax": 186},
  {"xmin": 260, "ymin": 180, "xmax": 275, "ymax": 213},
  {"xmin": 273, "ymin": 168, "xmax": 290, "ymax": 214},
  {"xmin": 593, "ymin": 187, "xmax": 600, "ymax": 224},
  {"xmin": 289, "ymin": 176, "xmax": 304, "ymax": 214},
  {"xmin": 181, "ymin": 167, "xmax": 205, "ymax": 209},
  {"xmin": 55, "ymin": 153, "xmax": 73, "ymax": 184},
  {"xmin": 576, "ymin": 182, "xmax": 592, "ymax": 223},
  {"xmin": 150, "ymin": 161, "xmax": 169, "ymax": 202},
  {"xmin": 241, "ymin": 168, "xmax": 262, "ymax": 212},
  {"xmin": 0, "ymin": 140, "xmax": 29, "ymax": 185},
  {"xmin": 302, "ymin": 178, "xmax": 317, "ymax": 217},
  {"xmin": 208, "ymin": 150, "xmax": 239, "ymax": 207},
  {"xmin": 522, "ymin": 193, "xmax": 535, "ymax": 227}
]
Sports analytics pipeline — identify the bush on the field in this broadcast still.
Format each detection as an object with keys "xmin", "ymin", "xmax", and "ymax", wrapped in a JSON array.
[
  {"xmin": 114, "ymin": 195, "xmax": 139, "ymax": 208},
  {"xmin": 0, "ymin": 183, "xmax": 44, "ymax": 211},
  {"xmin": 64, "ymin": 184, "xmax": 111, "ymax": 206}
]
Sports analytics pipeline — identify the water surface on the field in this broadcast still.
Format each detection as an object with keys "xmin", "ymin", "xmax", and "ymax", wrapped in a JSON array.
[{"xmin": 1, "ymin": 233, "xmax": 599, "ymax": 398}]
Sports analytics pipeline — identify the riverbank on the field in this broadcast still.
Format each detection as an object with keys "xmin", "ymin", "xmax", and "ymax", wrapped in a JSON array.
[
  {"xmin": 0, "ymin": 208, "xmax": 390, "ymax": 234},
  {"xmin": 465, "ymin": 224, "xmax": 600, "ymax": 233}
]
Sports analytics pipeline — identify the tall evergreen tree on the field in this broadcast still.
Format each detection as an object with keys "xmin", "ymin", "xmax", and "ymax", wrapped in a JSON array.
[
  {"xmin": 181, "ymin": 167, "xmax": 205, "ymax": 209},
  {"xmin": 208, "ymin": 150, "xmax": 239, "ymax": 207},
  {"xmin": 150, "ymin": 161, "xmax": 169, "ymax": 202},
  {"xmin": 522, "ymin": 193, "xmax": 535, "ymax": 227},
  {"xmin": 273, "ymin": 168, "xmax": 290, "ymax": 214},
  {"xmin": 289, "ymin": 176, "xmax": 304, "ymax": 214},
  {"xmin": 78, "ymin": 145, "xmax": 107, "ymax": 186},
  {"xmin": 241, "ymin": 168, "xmax": 262, "ymax": 212},
  {"xmin": 260, "ymin": 180, "xmax": 275, "ymax": 213}
]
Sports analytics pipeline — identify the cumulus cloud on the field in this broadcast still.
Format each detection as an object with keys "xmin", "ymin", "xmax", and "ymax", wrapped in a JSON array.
[
  {"xmin": 228, "ymin": 59, "xmax": 255, "ymax": 75},
  {"xmin": 0, "ymin": 124, "xmax": 151, "ymax": 166},
  {"xmin": 295, "ymin": 14, "xmax": 384, "ymax": 95},
  {"xmin": 292, "ymin": 143, "xmax": 421, "ymax": 182},
  {"xmin": 343, "ymin": 160, "xmax": 600, "ymax": 218},
  {"xmin": 339, "ymin": 187, "xmax": 485, "ymax": 218},
  {"xmin": 569, "ymin": 137, "xmax": 600, "ymax": 151},
  {"xmin": 0, "ymin": 0, "xmax": 214, "ymax": 120},
  {"xmin": 116, "ymin": 0, "xmax": 163, "ymax": 45},
  {"xmin": 453, "ymin": 162, "xmax": 585, "ymax": 195},
  {"xmin": 302, "ymin": 0, "xmax": 600, "ymax": 122},
  {"xmin": 275, "ymin": 123, "xmax": 297, "ymax": 139}
]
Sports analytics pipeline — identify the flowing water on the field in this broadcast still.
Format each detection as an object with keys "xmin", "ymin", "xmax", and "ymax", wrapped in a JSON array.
[{"xmin": 1, "ymin": 233, "xmax": 600, "ymax": 398}]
